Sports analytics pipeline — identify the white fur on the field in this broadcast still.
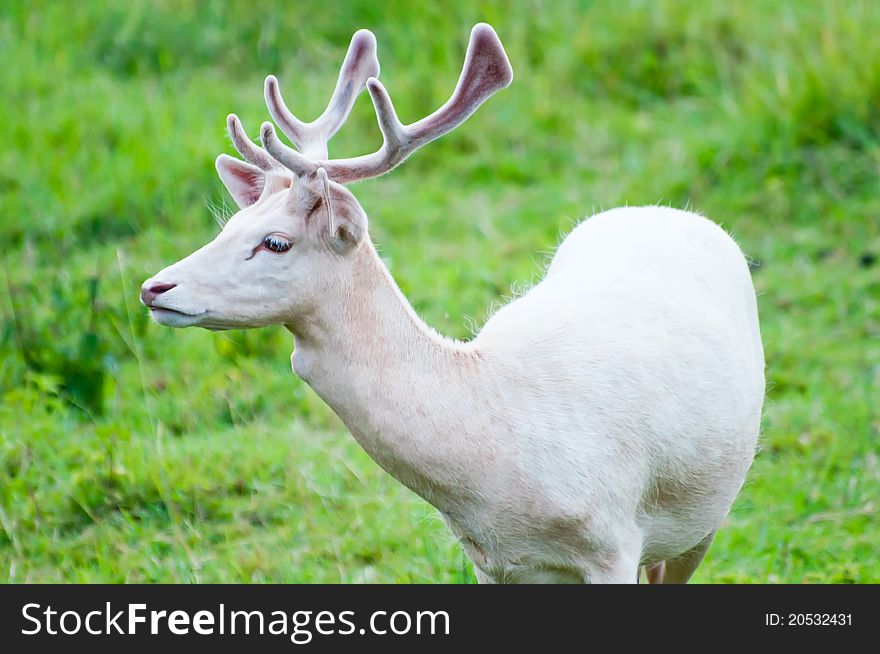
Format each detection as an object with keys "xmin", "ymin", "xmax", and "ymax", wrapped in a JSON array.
[{"xmin": 143, "ymin": 187, "xmax": 764, "ymax": 583}]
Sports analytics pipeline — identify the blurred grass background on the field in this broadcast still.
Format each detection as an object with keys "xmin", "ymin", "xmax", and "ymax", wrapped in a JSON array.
[{"xmin": 0, "ymin": 0, "xmax": 878, "ymax": 582}]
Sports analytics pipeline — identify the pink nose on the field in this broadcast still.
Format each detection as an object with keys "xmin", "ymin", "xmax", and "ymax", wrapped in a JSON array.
[{"xmin": 140, "ymin": 282, "xmax": 177, "ymax": 307}]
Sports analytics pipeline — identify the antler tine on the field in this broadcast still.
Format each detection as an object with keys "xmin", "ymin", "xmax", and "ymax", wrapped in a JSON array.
[
  {"xmin": 226, "ymin": 114, "xmax": 280, "ymax": 171},
  {"xmin": 260, "ymin": 121, "xmax": 318, "ymax": 177},
  {"xmin": 317, "ymin": 23, "xmax": 513, "ymax": 184},
  {"xmin": 265, "ymin": 29, "xmax": 380, "ymax": 160}
]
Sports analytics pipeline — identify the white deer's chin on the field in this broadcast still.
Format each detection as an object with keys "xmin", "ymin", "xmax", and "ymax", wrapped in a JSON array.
[
  {"xmin": 148, "ymin": 306, "xmax": 208, "ymax": 328},
  {"xmin": 149, "ymin": 305, "xmax": 272, "ymax": 331}
]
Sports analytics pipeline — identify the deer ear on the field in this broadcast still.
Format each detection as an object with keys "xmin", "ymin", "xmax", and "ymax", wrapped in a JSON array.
[
  {"xmin": 313, "ymin": 171, "xmax": 367, "ymax": 252},
  {"xmin": 216, "ymin": 154, "xmax": 266, "ymax": 208},
  {"xmin": 331, "ymin": 204, "xmax": 367, "ymax": 250}
]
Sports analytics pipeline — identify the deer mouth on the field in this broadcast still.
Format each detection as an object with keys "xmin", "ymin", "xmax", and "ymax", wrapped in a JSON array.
[
  {"xmin": 149, "ymin": 306, "xmax": 198, "ymax": 317},
  {"xmin": 148, "ymin": 306, "xmax": 208, "ymax": 328}
]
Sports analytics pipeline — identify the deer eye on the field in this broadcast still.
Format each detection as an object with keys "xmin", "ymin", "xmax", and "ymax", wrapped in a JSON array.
[{"xmin": 263, "ymin": 234, "xmax": 292, "ymax": 253}]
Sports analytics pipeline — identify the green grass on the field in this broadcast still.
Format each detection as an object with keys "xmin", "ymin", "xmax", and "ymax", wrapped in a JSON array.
[{"xmin": 1, "ymin": 0, "xmax": 878, "ymax": 583}]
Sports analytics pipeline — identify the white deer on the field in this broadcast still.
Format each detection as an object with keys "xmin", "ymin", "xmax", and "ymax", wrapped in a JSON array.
[{"xmin": 141, "ymin": 24, "xmax": 764, "ymax": 583}]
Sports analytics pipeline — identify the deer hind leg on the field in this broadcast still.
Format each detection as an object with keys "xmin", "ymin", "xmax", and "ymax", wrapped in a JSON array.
[
  {"xmin": 654, "ymin": 530, "xmax": 717, "ymax": 584},
  {"xmin": 644, "ymin": 561, "xmax": 666, "ymax": 583},
  {"xmin": 474, "ymin": 568, "xmax": 496, "ymax": 584}
]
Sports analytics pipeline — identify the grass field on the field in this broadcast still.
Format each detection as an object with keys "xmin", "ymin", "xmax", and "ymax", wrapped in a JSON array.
[{"xmin": 1, "ymin": 0, "xmax": 878, "ymax": 583}]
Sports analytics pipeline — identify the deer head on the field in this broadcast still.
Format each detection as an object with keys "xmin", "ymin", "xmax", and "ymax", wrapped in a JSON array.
[{"xmin": 140, "ymin": 24, "xmax": 512, "ymax": 331}]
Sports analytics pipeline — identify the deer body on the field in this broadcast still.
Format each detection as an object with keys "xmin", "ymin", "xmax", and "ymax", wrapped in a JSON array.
[
  {"xmin": 286, "ymin": 205, "xmax": 763, "ymax": 583},
  {"xmin": 142, "ymin": 25, "xmax": 764, "ymax": 582}
]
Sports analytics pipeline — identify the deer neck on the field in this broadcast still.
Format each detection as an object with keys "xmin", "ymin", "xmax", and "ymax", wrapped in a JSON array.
[{"xmin": 285, "ymin": 241, "xmax": 492, "ymax": 507}]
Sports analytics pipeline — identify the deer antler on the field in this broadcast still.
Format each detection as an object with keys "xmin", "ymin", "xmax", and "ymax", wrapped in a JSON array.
[
  {"xmin": 265, "ymin": 29, "xmax": 380, "ymax": 160},
  {"xmin": 260, "ymin": 23, "xmax": 513, "ymax": 184},
  {"xmin": 225, "ymin": 29, "xmax": 380, "ymax": 171}
]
